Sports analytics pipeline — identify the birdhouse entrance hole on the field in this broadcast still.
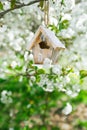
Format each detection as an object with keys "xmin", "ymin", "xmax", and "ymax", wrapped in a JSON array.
[{"xmin": 39, "ymin": 41, "xmax": 50, "ymax": 49}]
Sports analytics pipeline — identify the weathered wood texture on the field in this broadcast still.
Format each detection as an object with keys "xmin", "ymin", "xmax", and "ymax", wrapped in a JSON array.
[{"xmin": 28, "ymin": 25, "xmax": 65, "ymax": 64}]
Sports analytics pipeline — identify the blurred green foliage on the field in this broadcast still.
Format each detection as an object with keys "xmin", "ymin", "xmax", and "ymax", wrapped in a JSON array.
[{"xmin": 0, "ymin": 75, "xmax": 63, "ymax": 129}]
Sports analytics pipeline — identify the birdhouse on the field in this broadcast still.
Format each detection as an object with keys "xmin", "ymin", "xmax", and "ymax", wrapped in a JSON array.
[{"xmin": 28, "ymin": 25, "xmax": 65, "ymax": 64}]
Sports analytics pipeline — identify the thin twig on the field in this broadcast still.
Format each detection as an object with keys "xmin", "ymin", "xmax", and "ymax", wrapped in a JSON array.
[{"xmin": 0, "ymin": 0, "xmax": 48, "ymax": 19}]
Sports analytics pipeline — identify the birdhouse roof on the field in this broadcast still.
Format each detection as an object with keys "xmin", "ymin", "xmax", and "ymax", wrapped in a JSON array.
[{"xmin": 28, "ymin": 25, "xmax": 65, "ymax": 50}]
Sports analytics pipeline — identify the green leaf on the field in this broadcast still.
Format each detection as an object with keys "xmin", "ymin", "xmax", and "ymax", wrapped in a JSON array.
[
  {"xmin": 77, "ymin": 120, "xmax": 87, "ymax": 128},
  {"xmin": 80, "ymin": 70, "xmax": 87, "ymax": 78},
  {"xmin": 0, "ymin": 78, "xmax": 6, "ymax": 83},
  {"xmin": 62, "ymin": 20, "xmax": 69, "ymax": 29},
  {"xmin": 11, "ymin": 0, "xmax": 16, "ymax": 9},
  {"xmin": 37, "ymin": 69, "xmax": 45, "ymax": 74},
  {"xmin": 49, "ymin": 24, "xmax": 59, "ymax": 34},
  {"xmin": 0, "ymin": 2, "xmax": 3, "ymax": 10},
  {"xmin": 23, "ymin": 126, "xmax": 29, "ymax": 130},
  {"xmin": 59, "ymin": 22, "xmax": 63, "ymax": 31},
  {"xmin": 61, "ymin": 0, "xmax": 65, "ymax": 5},
  {"xmin": 59, "ymin": 20, "xmax": 69, "ymax": 31}
]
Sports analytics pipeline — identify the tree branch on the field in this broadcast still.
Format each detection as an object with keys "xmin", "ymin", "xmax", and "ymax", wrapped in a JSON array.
[{"xmin": 0, "ymin": 0, "xmax": 47, "ymax": 19}]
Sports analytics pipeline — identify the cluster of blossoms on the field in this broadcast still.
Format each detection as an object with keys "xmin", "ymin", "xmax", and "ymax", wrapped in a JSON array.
[
  {"xmin": 58, "ymin": 1, "xmax": 87, "ymax": 70},
  {"xmin": 37, "ymin": 63, "xmax": 80, "ymax": 97},
  {"xmin": 0, "ymin": 90, "xmax": 13, "ymax": 104},
  {"xmin": 23, "ymin": 52, "xmax": 81, "ymax": 98},
  {"xmin": 38, "ymin": 74, "xmax": 54, "ymax": 92}
]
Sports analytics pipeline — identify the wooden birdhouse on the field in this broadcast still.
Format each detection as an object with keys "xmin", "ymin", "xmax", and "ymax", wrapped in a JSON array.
[{"xmin": 28, "ymin": 25, "xmax": 65, "ymax": 64}]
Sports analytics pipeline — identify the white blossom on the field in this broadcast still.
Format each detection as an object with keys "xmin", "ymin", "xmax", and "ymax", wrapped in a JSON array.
[
  {"xmin": 62, "ymin": 103, "xmax": 72, "ymax": 115},
  {"xmin": 29, "ymin": 70, "xmax": 35, "ymax": 75},
  {"xmin": 9, "ymin": 128, "xmax": 14, "ymax": 130},
  {"xmin": 1, "ymin": 90, "xmax": 7, "ymax": 96},
  {"xmin": 65, "ymin": 86, "xmax": 80, "ymax": 97},
  {"xmin": 20, "ymin": 0, "xmax": 30, "ymax": 4},
  {"xmin": 43, "ymin": 58, "xmax": 52, "ymax": 69},
  {"xmin": 56, "ymin": 0, "xmax": 75, "ymax": 11},
  {"xmin": 24, "ymin": 51, "xmax": 29, "ymax": 61},
  {"xmin": 11, "ymin": 61, "xmax": 18, "ymax": 69},
  {"xmin": 50, "ymin": 17, "xmax": 58, "ymax": 26},
  {"xmin": 29, "ymin": 80, "xmax": 33, "ymax": 87},
  {"xmin": 65, "ymin": 76, "xmax": 70, "ymax": 83},
  {"xmin": 29, "ymin": 53, "xmax": 34, "ymax": 61},
  {"xmin": 62, "ymin": 13, "xmax": 72, "ymax": 21},
  {"xmin": 66, "ymin": 90, "xmax": 73, "ymax": 96},
  {"xmin": 30, "ymin": 76, "xmax": 36, "ymax": 82},
  {"xmin": 3, "ymin": 1, "xmax": 10, "ymax": 10},
  {"xmin": 19, "ymin": 76, "xmax": 23, "ymax": 82},
  {"xmin": 0, "ymin": 0, "xmax": 7, "ymax": 1},
  {"xmin": 0, "ymin": 25, "xmax": 7, "ymax": 32},
  {"xmin": 38, "ymin": 74, "xmax": 54, "ymax": 92},
  {"xmin": 13, "ymin": 44, "xmax": 22, "ymax": 52},
  {"xmin": 7, "ymin": 31, "xmax": 14, "ymax": 41},
  {"xmin": 43, "ymin": 81, "xmax": 54, "ymax": 92},
  {"xmin": 2, "ymin": 61, "xmax": 8, "ymax": 67},
  {"xmin": 52, "ymin": 65, "xmax": 61, "ymax": 75},
  {"xmin": 1, "ymin": 90, "xmax": 13, "ymax": 104}
]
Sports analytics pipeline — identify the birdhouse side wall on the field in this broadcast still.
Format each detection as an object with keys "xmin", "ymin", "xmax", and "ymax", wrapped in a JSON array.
[{"xmin": 52, "ymin": 48, "xmax": 61, "ymax": 64}]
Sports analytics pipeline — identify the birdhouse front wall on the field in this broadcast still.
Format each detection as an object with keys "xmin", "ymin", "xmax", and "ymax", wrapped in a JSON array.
[{"xmin": 32, "ymin": 42, "xmax": 52, "ymax": 64}]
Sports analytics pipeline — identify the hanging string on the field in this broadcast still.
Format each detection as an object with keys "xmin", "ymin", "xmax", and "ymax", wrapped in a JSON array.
[{"xmin": 44, "ymin": 0, "xmax": 49, "ymax": 27}]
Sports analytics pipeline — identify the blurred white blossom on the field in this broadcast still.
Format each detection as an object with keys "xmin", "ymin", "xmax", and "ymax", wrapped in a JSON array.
[
  {"xmin": 30, "ymin": 76, "xmax": 36, "ymax": 82},
  {"xmin": 62, "ymin": 103, "xmax": 72, "ymax": 115},
  {"xmin": 1, "ymin": 90, "xmax": 7, "ymax": 96},
  {"xmin": 24, "ymin": 51, "xmax": 29, "ymax": 61},
  {"xmin": 19, "ymin": 76, "xmax": 23, "ymax": 82},
  {"xmin": 43, "ymin": 58, "xmax": 52, "ymax": 69},
  {"xmin": 52, "ymin": 65, "xmax": 61, "ymax": 75},
  {"xmin": 29, "ymin": 70, "xmax": 35, "ymax": 75},
  {"xmin": 62, "ymin": 14, "xmax": 72, "ymax": 21},
  {"xmin": 0, "ymin": 25, "xmax": 7, "ymax": 32},
  {"xmin": 0, "ymin": 90, "xmax": 13, "ymax": 104},
  {"xmin": 65, "ymin": 76, "xmax": 70, "ymax": 83},
  {"xmin": 3, "ymin": 1, "xmax": 10, "ymax": 10},
  {"xmin": 20, "ymin": 0, "xmax": 30, "ymax": 4},
  {"xmin": 38, "ymin": 74, "xmax": 54, "ymax": 92},
  {"xmin": 11, "ymin": 61, "xmax": 18, "ymax": 69},
  {"xmin": 29, "ymin": 53, "xmax": 34, "ymax": 61},
  {"xmin": 9, "ymin": 128, "xmax": 14, "ymax": 130}
]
